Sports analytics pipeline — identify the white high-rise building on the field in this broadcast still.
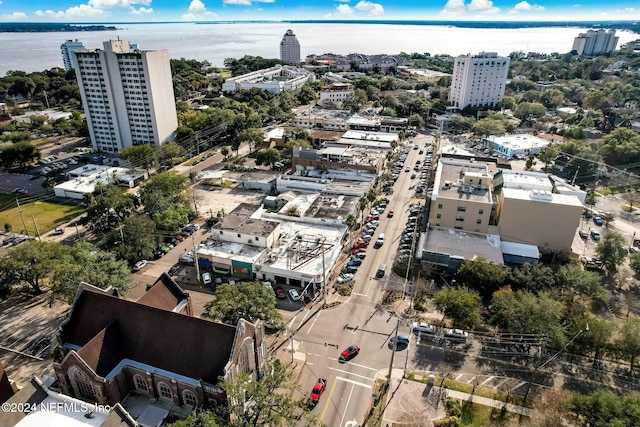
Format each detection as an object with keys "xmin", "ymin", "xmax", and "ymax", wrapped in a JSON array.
[
  {"xmin": 572, "ymin": 30, "xmax": 619, "ymax": 56},
  {"xmin": 60, "ymin": 39, "xmax": 85, "ymax": 71},
  {"xmin": 280, "ymin": 29, "xmax": 301, "ymax": 64},
  {"xmin": 73, "ymin": 40, "xmax": 178, "ymax": 153},
  {"xmin": 448, "ymin": 52, "xmax": 510, "ymax": 110}
]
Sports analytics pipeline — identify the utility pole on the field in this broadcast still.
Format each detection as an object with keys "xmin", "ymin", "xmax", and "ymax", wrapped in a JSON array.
[
  {"xmin": 387, "ymin": 317, "xmax": 401, "ymax": 383},
  {"xmin": 322, "ymin": 238, "xmax": 327, "ymax": 307},
  {"xmin": 31, "ymin": 215, "xmax": 41, "ymax": 241},
  {"xmin": 192, "ymin": 233, "xmax": 200, "ymax": 281},
  {"xmin": 15, "ymin": 198, "xmax": 29, "ymax": 237}
]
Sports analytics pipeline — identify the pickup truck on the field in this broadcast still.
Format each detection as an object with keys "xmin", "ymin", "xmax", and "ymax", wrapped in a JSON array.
[{"xmin": 309, "ymin": 378, "xmax": 327, "ymax": 403}]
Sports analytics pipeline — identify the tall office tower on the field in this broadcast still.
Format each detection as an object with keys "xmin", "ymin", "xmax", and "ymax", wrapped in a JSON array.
[
  {"xmin": 280, "ymin": 29, "xmax": 301, "ymax": 64},
  {"xmin": 448, "ymin": 52, "xmax": 510, "ymax": 110},
  {"xmin": 73, "ymin": 40, "xmax": 178, "ymax": 153},
  {"xmin": 60, "ymin": 39, "xmax": 85, "ymax": 71},
  {"xmin": 572, "ymin": 29, "xmax": 619, "ymax": 56}
]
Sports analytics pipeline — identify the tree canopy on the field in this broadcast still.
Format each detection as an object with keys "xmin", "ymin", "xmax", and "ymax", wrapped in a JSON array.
[
  {"xmin": 203, "ymin": 281, "xmax": 282, "ymax": 327},
  {"xmin": 456, "ymin": 257, "xmax": 508, "ymax": 297},
  {"xmin": 595, "ymin": 231, "xmax": 627, "ymax": 275},
  {"xmin": 432, "ymin": 286, "xmax": 481, "ymax": 329}
]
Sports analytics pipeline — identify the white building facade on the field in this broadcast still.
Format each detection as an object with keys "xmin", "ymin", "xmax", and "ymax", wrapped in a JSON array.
[
  {"xmin": 319, "ymin": 84, "xmax": 352, "ymax": 107},
  {"xmin": 448, "ymin": 52, "xmax": 510, "ymax": 110},
  {"xmin": 73, "ymin": 40, "xmax": 178, "ymax": 153},
  {"xmin": 222, "ymin": 65, "xmax": 315, "ymax": 94},
  {"xmin": 60, "ymin": 39, "xmax": 85, "ymax": 71},
  {"xmin": 572, "ymin": 30, "xmax": 619, "ymax": 56},
  {"xmin": 279, "ymin": 29, "xmax": 301, "ymax": 64}
]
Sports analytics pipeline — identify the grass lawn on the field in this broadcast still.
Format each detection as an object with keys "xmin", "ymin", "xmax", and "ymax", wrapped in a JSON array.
[{"xmin": 0, "ymin": 194, "xmax": 85, "ymax": 235}]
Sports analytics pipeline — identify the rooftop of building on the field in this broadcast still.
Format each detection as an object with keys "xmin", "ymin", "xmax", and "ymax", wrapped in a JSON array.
[
  {"xmin": 486, "ymin": 134, "xmax": 550, "ymax": 150},
  {"xmin": 279, "ymin": 191, "xmax": 358, "ymax": 222},
  {"xmin": 197, "ymin": 236, "xmax": 266, "ymax": 264},
  {"xmin": 421, "ymin": 227, "xmax": 504, "ymax": 265},
  {"xmin": 316, "ymin": 145, "xmax": 386, "ymax": 167},
  {"xmin": 212, "ymin": 203, "xmax": 280, "ymax": 237},
  {"xmin": 501, "ymin": 187, "xmax": 584, "ymax": 207},
  {"xmin": 223, "ymin": 170, "xmax": 279, "ymax": 184},
  {"xmin": 54, "ymin": 164, "xmax": 145, "ymax": 194},
  {"xmin": 433, "ymin": 160, "xmax": 493, "ymax": 203},
  {"xmin": 400, "ymin": 68, "xmax": 451, "ymax": 78}
]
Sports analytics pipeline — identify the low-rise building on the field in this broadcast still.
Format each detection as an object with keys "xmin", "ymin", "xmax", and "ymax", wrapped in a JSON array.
[
  {"xmin": 292, "ymin": 145, "xmax": 386, "ymax": 175},
  {"xmin": 319, "ymin": 83, "xmax": 352, "ymax": 108},
  {"xmin": 53, "ymin": 164, "xmax": 148, "ymax": 199},
  {"xmin": 222, "ymin": 65, "xmax": 315, "ymax": 94},
  {"xmin": 485, "ymin": 134, "xmax": 551, "ymax": 158}
]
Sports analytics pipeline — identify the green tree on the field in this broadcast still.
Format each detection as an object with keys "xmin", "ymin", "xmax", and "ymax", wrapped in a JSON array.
[
  {"xmin": 514, "ymin": 102, "xmax": 546, "ymax": 122},
  {"xmin": 167, "ymin": 408, "xmax": 222, "ymax": 427},
  {"xmin": 50, "ymin": 243, "xmax": 132, "ymax": 303},
  {"xmin": 630, "ymin": 252, "xmax": 640, "ymax": 278},
  {"xmin": 507, "ymin": 262, "xmax": 555, "ymax": 293},
  {"xmin": 595, "ymin": 231, "xmax": 627, "ymax": 276},
  {"xmin": 471, "ymin": 118, "xmax": 506, "ymax": 138},
  {"xmin": 601, "ymin": 127, "xmax": 640, "ymax": 163},
  {"xmin": 456, "ymin": 256, "xmax": 507, "ymax": 296},
  {"xmin": 255, "ymin": 148, "xmax": 281, "ymax": 169},
  {"xmin": 221, "ymin": 358, "xmax": 318, "ymax": 427},
  {"xmin": 616, "ymin": 317, "xmax": 640, "ymax": 374},
  {"xmin": 119, "ymin": 144, "xmax": 157, "ymax": 172},
  {"xmin": 572, "ymin": 315, "xmax": 613, "ymax": 369},
  {"xmin": 0, "ymin": 240, "xmax": 58, "ymax": 295},
  {"xmin": 537, "ymin": 143, "xmax": 560, "ymax": 170},
  {"xmin": 221, "ymin": 146, "xmax": 229, "ymax": 159},
  {"xmin": 555, "ymin": 263, "xmax": 604, "ymax": 301},
  {"xmin": 238, "ymin": 128, "xmax": 265, "ymax": 153},
  {"xmin": 490, "ymin": 287, "xmax": 565, "ymax": 347},
  {"xmin": 140, "ymin": 172, "xmax": 190, "ymax": 217},
  {"xmin": 101, "ymin": 214, "xmax": 161, "ymax": 265},
  {"xmin": 85, "ymin": 184, "xmax": 136, "ymax": 235},
  {"xmin": 203, "ymin": 282, "xmax": 282, "ymax": 327},
  {"xmin": 567, "ymin": 390, "xmax": 640, "ymax": 427},
  {"xmin": 433, "ymin": 286, "xmax": 481, "ymax": 329},
  {"xmin": 345, "ymin": 213, "xmax": 357, "ymax": 229},
  {"xmin": 358, "ymin": 195, "xmax": 368, "ymax": 224}
]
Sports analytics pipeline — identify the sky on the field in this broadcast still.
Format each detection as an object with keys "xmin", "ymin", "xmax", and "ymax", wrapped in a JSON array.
[{"xmin": 0, "ymin": 0, "xmax": 639, "ymax": 23}]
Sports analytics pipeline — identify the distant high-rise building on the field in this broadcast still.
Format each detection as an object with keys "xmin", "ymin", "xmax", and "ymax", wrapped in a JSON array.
[
  {"xmin": 572, "ymin": 30, "xmax": 619, "ymax": 56},
  {"xmin": 280, "ymin": 29, "xmax": 301, "ymax": 64},
  {"xmin": 60, "ymin": 39, "xmax": 85, "ymax": 71},
  {"xmin": 448, "ymin": 52, "xmax": 510, "ymax": 110},
  {"xmin": 73, "ymin": 40, "xmax": 178, "ymax": 153}
]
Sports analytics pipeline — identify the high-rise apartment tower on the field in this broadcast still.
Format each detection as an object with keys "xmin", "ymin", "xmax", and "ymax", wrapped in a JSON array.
[
  {"xmin": 280, "ymin": 29, "xmax": 301, "ymax": 64},
  {"xmin": 572, "ymin": 30, "xmax": 619, "ymax": 56},
  {"xmin": 73, "ymin": 40, "xmax": 178, "ymax": 153},
  {"xmin": 448, "ymin": 52, "xmax": 510, "ymax": 110},
  {"xmin": 60, "ymin": 39, "xmax": 85, "ymax": 71}
]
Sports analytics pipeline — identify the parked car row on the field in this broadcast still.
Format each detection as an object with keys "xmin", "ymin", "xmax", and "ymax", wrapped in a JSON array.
[{"xmin": 410, "ymin": 321, "xmax": 469, "ymax": 342}]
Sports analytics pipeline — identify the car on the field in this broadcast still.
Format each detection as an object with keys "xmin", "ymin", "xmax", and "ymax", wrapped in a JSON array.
[
  {"xmin": 186, "ymin": 223, "xmax": 200, "ymax": 230},
  {"xmin": 399, "ymin": 243, "xmax": 412, "ymax": 250},
  {"xmin": 11, "ymin": 187, "xmax": 28, "ymax": 195},
  {"xmin": 133, "ymin": 260, "xmax": 148, "ymax": 271},
  {"xmin": 176, "ymin": 234, "xmax": 185, "ymax": 242},
  {"xmin": 578, "ymin": 229, "xmax": 588, "ymax": 240},
  {"xmin": 590, "ymin": 229, "xmax": 601, "ymax": 241},
  {"xmin": 404, "ymin": 167, "xmax": 410, "ymax": 172},
  {"xmin": 275, "ymin": 287, "xmax": 286, "ymax": 299},
  {"xmin": 444, "ymin": 329, "xmax": 469, "ymax": 342},
  {"xmin": 630, "ymin": 246, "xmax": 640, "ymax": 253},
  {"xmin": 340, "ymin": 344, "xmax": 360, "ymax": 361},
  {"xmin": 168, "ymin": 264, "xmax": 180, "ymax": 276},
  {"xmin": 389, "ymin": 335, "xmax": 410, "ymax": 349},
  {"xmin": 289, "ymin": 289, "xmax": 302, "ymax": 301},
  {"xmin": 368, "ymin": 220, "xmax": 380, "ymax": 227},
  {"xmin": 593, "ymin": 216, "xmax": 603, "ymax": 226},
  {"xmin": 411, "ymin": 322, "xmax": 435, "ymax": 335},
  {"xmin": 50, "ymin": 227, "xmax": 64, "ymax": 236},
  {"xmin": 338, "ymin": 273, "xmax": 354, "ymax": 284},
  {"xmin": 386, "ymin": 209, "xmax": 394, "ymax": 218},
  {"xmin": 367, "ymin": 214, "xmax": 380, "ymax": 221},
  {"xmin": 309, "ymin": 378, "xmax": 327, "ymax": 404},
  {"xmin": 347, "ymin": 258, "xmax": 363, "ymax": 267},
  {"xmin": 410, "ymin": 173, "xmax": 417, "ymax": 179},
  {"xmin": 202, "ymin": 272, "xmax": 212, "ymax": 284}
]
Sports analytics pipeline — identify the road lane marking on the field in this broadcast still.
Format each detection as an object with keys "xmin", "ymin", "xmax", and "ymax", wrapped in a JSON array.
[
  {"xmin": 320, "ymin": 377, "xmax": 339, "ymax": 422},
  {"xmin": 455, "ymin": 373, "xmax": 464, "ymax": 381},
  {"xmin": 352, "ymin": 292, "xmax": 368, "ymax": 296},
  {"xmin": 336, "ymin": 376, "xmax": 374, "ymax": 389},
  {"xmin": 480, "ymin": 376, "xmax": 494, "ymax": 386},
  {"xmin": 510, "ymin": 381, "xmax": 527, "ymax": 391},
  {"xmin": 328, "ymin": 367, "xmax": 377, "ymax": 381},
  {"xmin": 494, "ymin": 378, "xmax": 511, "ymax": 389},
  {"xmin": 306, "ymin": 310, "xmax": 322, "ymax": 334},
  {"xmin": 339, "ymin": 383, "xmax": 356, "ymax": 427}
]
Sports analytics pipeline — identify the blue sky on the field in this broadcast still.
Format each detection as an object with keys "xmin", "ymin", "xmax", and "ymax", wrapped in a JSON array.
[{"xmin": 0, "ymin": 0, "xmax": 639, "ymax": 22}]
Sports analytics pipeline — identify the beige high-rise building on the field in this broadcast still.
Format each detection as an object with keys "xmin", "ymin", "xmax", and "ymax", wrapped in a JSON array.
[
  {"xmin": 449, "ymin": 52, "xmax": 509, "ymax": 110},
  {"xmin": 73, "ymin": 40, "xmax": 178, "ymax": 153},
  {"xmin": 280, "ymin": 29, "xmax": 301, "ymax": 64},
  {"xmin": 572, "ymin": 30, "xmax": 619, "ymax": 56}
]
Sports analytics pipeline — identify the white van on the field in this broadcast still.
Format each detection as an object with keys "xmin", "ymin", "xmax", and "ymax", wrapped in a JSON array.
[
  {"xmin": 202, "ymin": 272, "xmax": 212, "ymax": 285},
  {"xmin": 374, "ymin": 233, "xmax": 385, "ymax": 248}
]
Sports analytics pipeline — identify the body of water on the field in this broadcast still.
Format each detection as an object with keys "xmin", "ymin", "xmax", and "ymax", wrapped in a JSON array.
[{"xmin": 0, "ymin": 22, "xmax": 637, "ymax": 75}]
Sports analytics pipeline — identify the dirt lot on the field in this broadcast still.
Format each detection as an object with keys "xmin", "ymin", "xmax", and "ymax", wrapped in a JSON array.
[{"xmin": 192, "ymin": 184, "xmax": 266, "ymax": 219}]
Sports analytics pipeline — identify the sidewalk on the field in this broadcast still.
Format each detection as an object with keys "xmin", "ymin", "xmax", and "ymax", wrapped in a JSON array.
[{"xmin": 380, "ymin": 369, "xmax": 533, "ymax": 427}]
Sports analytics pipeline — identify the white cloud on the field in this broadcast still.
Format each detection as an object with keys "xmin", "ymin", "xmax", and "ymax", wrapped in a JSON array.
[
  {"xmin": 335, "ymin": 4, "xmax": 354, "ymax": 16},
  {"xmin": 511, "ymin": 1, "xmax": 544, "ymax": 12},
  {"xmin": 468, "ymin": 0, "xmax": 500, "ymax": 14},
  {"xmin": 88, "ymin": 0, "xmax": 151, "ymax": 8},
  {"xmin": 183, "ymin": 0, "xmax": 218, "ymax": 20},
  {"xmin": 335, "ymin": 0, "xmax": 350, "ymax": 2},
  {"xmin": 64, "ymin": 4, "xmax": 107, "ymax": 18},
  {"xmin": 440, "ymin": 0, "xmax": 466, "ymax": 16},
  {"xmin": 2, "ymin": 11, "xmax": 28, "ymax": 20},
  {"xmin": 131, "ymin": 6, "xmax": 153, "ymax": 14},
  {"xmin": 36, "ymin": 9, "xmax": 66, "ymax": 18},
  {"xmin": 354, "ymin": 0, "xmax": 383, "ymax": 15},
  {"xmin": 222, "ymin": 0, "xmax": 274, "ymax": 4}
]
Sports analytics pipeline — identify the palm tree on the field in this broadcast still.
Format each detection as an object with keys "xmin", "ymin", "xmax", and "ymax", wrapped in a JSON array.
[
  {"xmin": 345, "ymin": 214, "xmax": 356, "ymax": 229},
  {"xmin": 366, "ymin": 188, "xmax": 377, "ymax": 209},
  {"xmin": 358, "ymin": 195, "xmax": 368, "ymax": 224}
]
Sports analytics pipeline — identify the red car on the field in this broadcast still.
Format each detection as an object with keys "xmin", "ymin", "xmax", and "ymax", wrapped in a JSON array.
[
  {"xmin": 387, "ymin": 210, "xmax": 394, "ymax": 218},
  {"xmin": 309, "ymin": 378, "xmax": 327, "ymax": 403},
  {"xmin": 340, "ymin": 344, "xmax": 360, "ymax": 361},
  {"xmin": 275, "ymin": 287, "xmax": 286, "ymax": 299},
  {"xmin": 368, "ymin": 214, "xmax": 380, "ymax": 221},
  {"xmin": 578, "ymin": 229, "xmax": 588, "ymax": 240}
]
